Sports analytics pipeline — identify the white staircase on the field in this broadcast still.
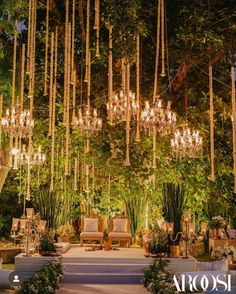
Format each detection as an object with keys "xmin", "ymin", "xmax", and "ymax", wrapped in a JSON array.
[{"xmin": 62, "ymin": 257, "xmax": 151, "ymax": 284}]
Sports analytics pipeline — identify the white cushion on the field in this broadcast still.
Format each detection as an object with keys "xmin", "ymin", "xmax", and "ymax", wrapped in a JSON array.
[
  {"xmin": 228, "ymin": 229, "xmax": 236, "ymax": 239},
  {"xmin": 109, "ymin": 232, "xmax": 131, "ymax": 238},
  {"xmin": 80, "ymin": 232, "xmax": 103, "ymax": 237},
  {"xmin": 197, "ymin": 258, "xmax": 228, "ymax": 272},
  {"xmin": 113, "ymin": 219, "xmax": 127, "ymax": 232},
  {"xmin": 84, "ymin": 218, "xmax": 98, "ymax": 232}
]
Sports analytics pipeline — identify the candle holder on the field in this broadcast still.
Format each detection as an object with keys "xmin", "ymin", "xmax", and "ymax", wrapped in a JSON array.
[
  {"xmin": 167, "ymin": 211, "xmax": 206, "ymax": 259},
  {"xmin": 11, "ymin": 208, "xmax": 47, "ymax": 257}
]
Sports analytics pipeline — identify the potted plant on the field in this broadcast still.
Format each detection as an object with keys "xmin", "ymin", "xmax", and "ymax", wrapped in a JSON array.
[
  {"xmin": 209, "ymin": 216, "xmax": 224, "ymax": 239},
  {"xmin": 149, "ymin": 238, "xmax": 168, "ymax": 257},
  {"xmin": 57, "ymin": 224, "xmax": 75, "ymax": 242},
  {"xmin": 103, "ymin": 229, "xmax": 110, "ymax": 250},
  {"xmin": 38, "ymin": 233, "xmax": 56, "ymax": 256},
  {"xmin": 162, "ymin": 183, "xmax": 186, "ymax": 258},
  {"xmin": 148, "ymin": 227, "xmax": 168, "ymax": 257}
]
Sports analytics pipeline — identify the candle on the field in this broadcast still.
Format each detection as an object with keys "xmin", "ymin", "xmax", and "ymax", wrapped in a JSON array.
[
  {"xmin": 167, "ymin": 222, "xmax": 174, "ymax": 234},
  {"xmin": 12, "ymin": 218, "xmax": 19, "ymax": 230},
  {"xmin": 183, "ymin": 211, "xmax": 191, "ymax": 222},
  {"xmin": 20, "ymin": 219, "xmax": 27, "ymax": 231},
  {"xmin": 26, "ymin": 208, "xmax": 34, "ymax": 219},
  {"xmin": 189, "ymin": 223, "xmax": 195, "ymax": 235},
  {"xmin": 39, "ymin": 220, "xmax": 47, "ymax": 233},
  {"xmin": 201, "ymin": 222, "xmax": 207, "ymax": 234}
]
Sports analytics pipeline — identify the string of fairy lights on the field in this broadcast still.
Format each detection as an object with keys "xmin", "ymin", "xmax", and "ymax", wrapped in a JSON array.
[{"xmin": 0, "ymin": 0, "xmax": 235, "ymax": 206}]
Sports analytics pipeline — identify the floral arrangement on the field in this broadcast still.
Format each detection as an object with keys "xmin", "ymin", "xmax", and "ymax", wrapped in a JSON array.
[
  {"xmin": 211, "ymin": 244, "xmax": 236, "ymax": 261},
  {"xmin": 209, "ymin": 216, "xmax": 225, "ymax": 229},
  {"xmin": 38, "ymin": 233, "xmax": 56, "ymax": 255},
  {"xmin": 57, "ymin": 224, "xmax": 75, "ymax": 238},
  {"xmin": 143, "ymin": 258, "xmax": 190, "ymax": 294},
  {"xmin": 18, "ymin": 259, "xmax": 63, "ymax": 293},
  {"xmin": 149, "ymin": 234, "xmax": 168, "ymax": 255},
  {"xmin": 147, "ymin": 226, "xmax": 168, "ymax": 255}
]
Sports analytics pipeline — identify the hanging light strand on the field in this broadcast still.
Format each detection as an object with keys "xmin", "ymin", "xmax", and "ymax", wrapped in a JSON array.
[
  {"xmin": 72, "ymin": 69, "xmax": 77, "ymax": 124},
  {"xmin": 84, "ymin": 0, "xmax": 90, "ymax": 82},
  {"xmin": 65, "ymin": 22, "xmax": 71, "ymax": 176},
  {"xmin": 108, "ymin": 26, "xmax": 113, "ymax": 122},
  {"xmin": 43, "ymin": 0, "xmax": 49, "ymax": 96},
  {"xmin": 231, "ymin": 65, "xmax": 236, "ymax": 192},
  {"xmin": 12, "ymin": 20, "xmax": 18, "ymax": 109},
  {"xmin": 63, "ymin": 0, "xmax": 69, "ymax": 124},
  {"xmin": 50, "ymin": 27, "xmax": 58, "ymax": 192},
  {"xmin": 20, "ymin": 44, "xmax": 25, "ymax": 113},
  {"xmin": 71, "ymin": 0, "xmax": 75, "ymax": 73},
  {"xmin": 94, "ymin": 0, "xmax": 100, "ymax": 57},
  {"xmin": 29, "ymin": 0, "xmax": 37, "ymax": 116},
  {"xmin": 125, "ymin": 63, "xmax": 131, "ymax": 166},
  {"xmin": 26, "ymin": 0, "xmax": 32, "ymax": 73},
  {"xmin": 153, "ymin": 0, "xmax": 161, "ymax": 101},
  {"xmin": 160, "ymin": 0, "xmax": 165, "ymax": 77},
  {"xmin": 49, "ymin": 32, "xmax": 54, "ymax": 135},
  {"xmin": 209, "ymin": 64, "xmax": 215, "ymax": 181},
  {"xmin": 50, "ymin": 83, "xmax": 56, "ymax": 192},
  {"xmin": 121, "ymin": 58, "xmax": 126, "ymax": 91},
  {"xmin": 135, "ymin": 35, "xmax": 141, "ymax": 142}
]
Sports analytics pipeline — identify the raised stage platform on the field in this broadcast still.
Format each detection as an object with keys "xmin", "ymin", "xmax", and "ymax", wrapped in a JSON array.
[{"xmin": 15, "ymin": 246, "xmax": 197, "ymax": 284}]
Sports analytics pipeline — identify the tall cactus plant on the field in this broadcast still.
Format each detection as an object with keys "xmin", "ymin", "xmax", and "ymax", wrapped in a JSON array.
[
  {"xmin": 162, "ymin": 183, "xmax": 186, "ymax": 245},
  {"xmin": 122, "ymin": 188, "xmax": 147, "ymax": 237}
]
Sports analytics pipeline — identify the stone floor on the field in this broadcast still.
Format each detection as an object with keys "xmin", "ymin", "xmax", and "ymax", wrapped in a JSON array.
[
  {"xmin": 63, "ymin": 246, "xmax": 146, "ymax": 259},
  {"xmin": 57, "ymin": 284, "xmax": 149, "ymax": 294}
]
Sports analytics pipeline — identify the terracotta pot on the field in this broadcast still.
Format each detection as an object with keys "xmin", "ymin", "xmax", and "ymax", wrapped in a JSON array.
[
  {"xmin": 61, "ymin": 236, "xmax": 70, "ymax": 242},
  {"xmin": 103, "ymin": 241, "xmax": 111, "ymax": 251},
  {"xmin": 169, "ymin": 245, "xmax": 180, "ymax": 258}
]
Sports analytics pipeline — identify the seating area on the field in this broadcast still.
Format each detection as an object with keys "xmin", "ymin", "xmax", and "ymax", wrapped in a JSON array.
[
  {"xmin": 80, "ymin": 215, "xmax": 132, "ymax": 248},
  {"xmin": 0, "ymin": 0, "xmax": 236, "ymax": 293}
]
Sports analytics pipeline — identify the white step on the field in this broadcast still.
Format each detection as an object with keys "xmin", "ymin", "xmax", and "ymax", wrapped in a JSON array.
[
  {"xmin": 62, "ymin": 257, "xmax": 151, "ymax": 265},
  {"xmin": 63, "ymin": 263, "xmax": 149, "ymax": 274},
  {"xmin": 62, "ymin": 273, "xmax": 144, "ymax": 284}
]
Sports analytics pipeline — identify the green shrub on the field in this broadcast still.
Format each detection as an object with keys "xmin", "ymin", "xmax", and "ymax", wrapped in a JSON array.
[
  {"xmin": 18, "ymin": 259, "xmax": 63, "ymax": 294},
  {"xmin": 143, "ymin": 258, "xmax": 190, "ymax": 294}
]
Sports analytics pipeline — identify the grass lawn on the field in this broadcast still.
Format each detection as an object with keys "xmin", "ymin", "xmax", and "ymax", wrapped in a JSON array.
[{"xmin": 2, "ymin": 264, "xmax": 15, "ymax": 270}]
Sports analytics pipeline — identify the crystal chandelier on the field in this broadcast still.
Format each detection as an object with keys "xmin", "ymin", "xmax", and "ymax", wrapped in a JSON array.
[
  {"xmin": 140, "ymin": 98, "xmax": 176, "ymax": 134},
  {"xmin": 11, "ymin": 145, "xmax": 46, "ymax": 170},
  {"xmin": 1, "ymin": 107, "xmax": 34, "ymax": 137},
  {"xmin": 107, "ymin": 89, "xmax": 139, "ymax": 122},
  {"xmin": 171, "ymin": 126, "xmax": 203, "ymax": 158},
  {"xmin": 20, "ymin": 145, "xmax": 46, "ymax": 165},
  {"xmin": 74, "ymin": 105, "xmax": 102, "ymax": 132}
]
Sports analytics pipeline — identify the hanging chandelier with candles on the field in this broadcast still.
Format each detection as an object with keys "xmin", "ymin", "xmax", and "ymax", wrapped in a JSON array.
[
  {"xmin": 11, "ymin": 145, "xmax": 46, "ymax": 170},
  {"xmin": 74, "ymin": 105, "xmax": 102, "ymax": 132},
  {"xmin": 20, "ymin": 145, "xmax": 46, "ymax": 166},
  {"xmin": 1, "ymin": 107, "xmax": 34, "ymax": 137},
  {"xmin": 140, "ymin": 97, "xmax": 176, "ymax": 134},
  {"xmin": 171, "ymin": 125, "xmax": 203, "ymax": 158},
  {"xmin": 107, "ymin": 89, "xmax": 140, "ymax": 122}
]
